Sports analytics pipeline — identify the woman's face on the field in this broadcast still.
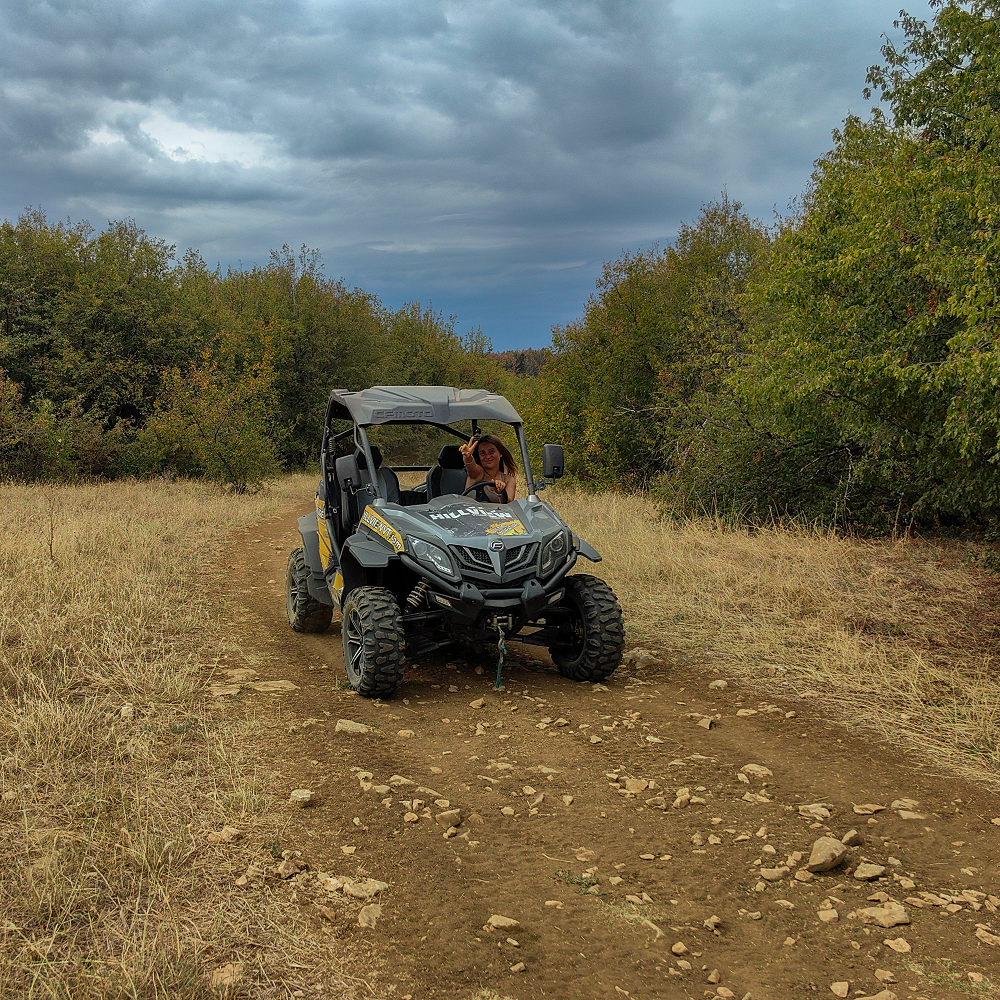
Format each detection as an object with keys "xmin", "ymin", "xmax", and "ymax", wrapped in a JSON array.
[{"xmin": 477, "ymin": 441, "xmax": 500, "ymax": 469}]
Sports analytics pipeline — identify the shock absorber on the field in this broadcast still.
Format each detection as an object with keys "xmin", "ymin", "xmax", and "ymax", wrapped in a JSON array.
[{"xmin": 406, "ymin": 579, "xmax": 430, "ymax": 610}]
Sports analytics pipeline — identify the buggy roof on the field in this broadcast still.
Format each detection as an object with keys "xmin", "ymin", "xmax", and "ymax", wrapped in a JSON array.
[{"xmin": 326, "ymin": 386, "xmax": 522, "ymax": 427}]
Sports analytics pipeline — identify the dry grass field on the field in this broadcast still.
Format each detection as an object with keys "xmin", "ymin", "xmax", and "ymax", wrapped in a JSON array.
[
  {"xmin": 0, "ymin": 475, "xmax": 326, "ymax": 999},
  {"xmin": 550, "ymin": 487, "xmax": 1000, "ymax": 782},
  {"xmin": 1, "ymin": 476, "xmax": 998, "ymax": 997}
]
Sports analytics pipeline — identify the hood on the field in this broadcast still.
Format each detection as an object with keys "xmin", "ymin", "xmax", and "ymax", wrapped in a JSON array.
[
  {"xmin": 361, "ymin": 497, "xmax": 571, "ymax": 585},
  {"xmin": 388, "ymin": 497, "xmax": 564, "ymax": 541}
]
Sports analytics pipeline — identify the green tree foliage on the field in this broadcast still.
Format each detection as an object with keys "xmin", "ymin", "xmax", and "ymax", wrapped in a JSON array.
[
  {"xmin": 0, "ymin": 211, "xmax": 90, "ymax": 397},
  {"xmin": 44, "ymin": 220, "xmax": 191, "ymax": 424},
  {"xmin": 531, "ymin": 198, "xmax": 770, "ymax": 488},
  {"xmin": 525, "ymin": 3, "xmax": 1000, "ymax": 530},
  {"xmin": 0, "ymin": 213, "xmax": 507, "ymax": 484},
  {"xmin": 725, "ymin": 1, "xmax": 1000, "ymax": 527},
  {"xmin": 199, "ymin": 245, "xmax": 384, "ymax": 468},
  {"xmin": 0, "ymin": 213, "xmax": 195, "ymax": 429},
  {"xmin": 0, "ymin": 368, "xmax": 122, "ymax": 481},
  {"xmin": 145, "ymin": 351, "xmax": 283, "ymax": 493},
  {"xmin": 0, "ymin": 371, "xmax": 23, "ymax": 456}
]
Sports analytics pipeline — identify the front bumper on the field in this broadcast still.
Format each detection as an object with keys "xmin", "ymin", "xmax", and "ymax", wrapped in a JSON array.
[{"xmin": 399, "ymin": 551, "xmax": 577, "ymax": 626}]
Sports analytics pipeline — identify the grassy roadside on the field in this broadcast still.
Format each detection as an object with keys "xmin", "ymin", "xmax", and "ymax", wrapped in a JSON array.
[
  {"xmin": 2, "ymin": 476, "xmax": 998, "ymax": 997},
  {"xmin": 551, "ymin": 487, "xmax": 1000, "ymax": 784},
  {"xmin": 0, "ymin": 474, "xmax": 357, "ymax": 1000}
]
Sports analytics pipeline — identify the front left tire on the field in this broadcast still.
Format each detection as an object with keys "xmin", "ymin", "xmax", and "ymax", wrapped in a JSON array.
[{"xmin": 550, "ymin": 574, "xmax": 625, "ymax": 682}]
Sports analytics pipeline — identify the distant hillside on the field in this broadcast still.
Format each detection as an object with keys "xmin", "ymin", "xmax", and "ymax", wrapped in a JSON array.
[{"xmin": 488, "ymin": 347, "xmax": 552, "ymax": 376}]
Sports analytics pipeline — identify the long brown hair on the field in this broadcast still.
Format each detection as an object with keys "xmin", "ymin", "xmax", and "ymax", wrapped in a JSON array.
[{"xmin": 473, "ymin": 433, "xmax": 518, "ymax": 476}]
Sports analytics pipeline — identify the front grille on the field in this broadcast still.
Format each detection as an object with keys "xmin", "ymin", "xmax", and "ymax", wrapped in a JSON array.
[
  {"xmin": 455, "ymin": 545, "xmax": 493, "ymax": 572},
  {"xmin": 503, "ymin": 542, "xmax": 538, "ymax": 576},
  {"xmin": 453, "ymin": 541, "xmax": 540, "ymax": 583}
]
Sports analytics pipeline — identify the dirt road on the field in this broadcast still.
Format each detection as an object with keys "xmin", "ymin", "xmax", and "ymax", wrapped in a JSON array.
[{"xmin": 219, "ymin": 504, "xmax": 1000, "ymax": 1000}]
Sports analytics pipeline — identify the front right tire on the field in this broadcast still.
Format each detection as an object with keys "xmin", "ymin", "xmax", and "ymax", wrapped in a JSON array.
[{"xmin": 341, "ymin": 587, "xmax": 406, "ymax": 698}]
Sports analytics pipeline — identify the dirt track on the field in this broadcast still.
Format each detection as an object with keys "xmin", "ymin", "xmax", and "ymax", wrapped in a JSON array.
[{"xmin": 220, "ymin": 503, "xmax": 1000, "ymax": 1000}]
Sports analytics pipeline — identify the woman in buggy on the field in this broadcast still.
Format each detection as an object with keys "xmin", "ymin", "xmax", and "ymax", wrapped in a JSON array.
[{"xmin": 458, "ymin": 433, "xmax": 518, "ymax": 502}]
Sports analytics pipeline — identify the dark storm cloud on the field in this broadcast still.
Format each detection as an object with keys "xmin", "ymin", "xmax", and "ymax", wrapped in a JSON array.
[{"xmin": 0, "ymin": 0, "xmax": 931, "ymax": 346}]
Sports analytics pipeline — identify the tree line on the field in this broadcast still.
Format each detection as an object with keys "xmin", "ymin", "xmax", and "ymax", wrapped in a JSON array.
[
  {"xmin": 3, "ymin": 2, "xmax": 999, "ymax": 532},
  {"xmin": 527, "ymin": 1, "xmax": 1000, "ymax": 532},
  {"xmin": 0, "ymin": 217, "xmax": 509, "ymax": 489}
]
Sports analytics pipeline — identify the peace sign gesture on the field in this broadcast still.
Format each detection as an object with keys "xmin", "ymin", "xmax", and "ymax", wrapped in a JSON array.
[{"xmin": 459, "ymin": 435, "xmax": 479, "ymax": 471}]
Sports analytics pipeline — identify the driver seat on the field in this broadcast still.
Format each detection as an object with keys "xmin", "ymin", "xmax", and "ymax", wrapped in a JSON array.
[{"xmin": 426, "ymin": 445, "xmax": 467, "ymax": 499}]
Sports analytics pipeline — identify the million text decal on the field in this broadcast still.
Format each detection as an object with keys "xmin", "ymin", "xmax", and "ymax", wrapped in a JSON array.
[
  {"xmin": 361, "ymin": 507, "xmax": 404, "ymax": 552},
  {"xmin": 428, "ymin": 504, "xmax": 527, "ymax": 538}
]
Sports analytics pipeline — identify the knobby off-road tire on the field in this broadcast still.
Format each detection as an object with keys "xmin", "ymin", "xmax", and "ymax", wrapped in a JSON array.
[
  {"xmin": 286, "ymin": 548, "xmax": 333, "ymax": 633},
  {"xmin": 550, "ymin": 574, "xmax": 625, "ymax": 682},
  {"xmin": 341, "ymin": 587, "xmax": 406, "ymax": 698}
]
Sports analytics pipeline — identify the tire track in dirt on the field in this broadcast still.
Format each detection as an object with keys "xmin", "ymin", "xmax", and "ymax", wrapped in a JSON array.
[{"xmin": 220, "ymin": 503, "xmax": 1000, "ymax": 1000}]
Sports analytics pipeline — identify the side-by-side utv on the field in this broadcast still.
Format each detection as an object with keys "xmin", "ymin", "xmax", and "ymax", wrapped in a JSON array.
[{"xmin": 286, "ymin": 386, "xmax": 624, "ymax": 698}]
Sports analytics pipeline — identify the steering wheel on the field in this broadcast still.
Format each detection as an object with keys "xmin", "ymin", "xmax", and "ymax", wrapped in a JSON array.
[{"xmin": 461, "ymin": 483, "xmax": 488, "ymax": 498}]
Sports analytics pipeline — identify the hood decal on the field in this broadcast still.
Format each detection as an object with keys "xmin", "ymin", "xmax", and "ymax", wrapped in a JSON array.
[
  {"xmin": 486, "ymin": 519, "xmax": 527, "ymax": 536},
  {"xmin": 426, "ymin": 503, "xmax": 527, "ymax": 538},
  {"xmin": 428, "ymin": 505, "xmax": 513, "ymax": 521}
]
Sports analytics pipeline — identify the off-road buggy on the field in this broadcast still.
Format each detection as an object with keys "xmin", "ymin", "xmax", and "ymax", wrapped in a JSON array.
[{"xmin": 286, "ymin": 386, "xmax": 624, "ymax": 698}]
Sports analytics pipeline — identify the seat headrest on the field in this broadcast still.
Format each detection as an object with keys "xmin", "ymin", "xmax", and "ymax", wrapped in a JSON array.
[
  {"xmin": 437, "ymin": 444, "xmax": 465, "ymax": 470},
  {"xmin": 355, "ymin": 446, "xmax": 383, "ymax": 470}
]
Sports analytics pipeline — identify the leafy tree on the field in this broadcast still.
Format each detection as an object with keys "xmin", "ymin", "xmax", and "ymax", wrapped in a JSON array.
[
  {"xmin": 0, "ymin": 210, "xmax": 90, "ymax": 398},
  {"xmin": 728, "ymin": 1, "xmax": 1000, "ymax": 527},
  {"xmin": 0, "ymin": 370, "xmax": 25, "ymax": 466},
  {"xmin": 532, "ymin": 197, "xmax": 770, "ymax": 488},
  {"xmin": 144, "ymin": 350, "xmax": 283, "ymax": 493},
  {"xmin": 0, "ymin": 369, "xmax": 123, "ymax": 482},
  {"xmin": 41, "ymin": 219, "xmax": 190, "ymax": 425}
]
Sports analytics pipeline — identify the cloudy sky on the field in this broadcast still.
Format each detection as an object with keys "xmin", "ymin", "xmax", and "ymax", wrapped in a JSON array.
[{"xmin": 0, "ymin": 0, "xmax": 932, "ymax": 349}]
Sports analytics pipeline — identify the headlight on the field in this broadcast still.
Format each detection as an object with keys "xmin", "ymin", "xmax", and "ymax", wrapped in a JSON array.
[
  {"xmin": 411, "ymin": 538, "xmax": 458, "ymax": 579},
  {"xmin": 539, "ymin": 532, "xmax": 568, "ymax": 575}
]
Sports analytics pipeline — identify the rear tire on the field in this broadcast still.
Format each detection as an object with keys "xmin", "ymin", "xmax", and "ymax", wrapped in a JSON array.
[
  {"xmin": 286, "ymin": 548, "xmax": 333, "ymax": 633},
  {"xmin": 341, "ymin": 587, "xmax": 406, "ymax": 698},
  {"xmin": 550, "ymin": 574, "xmax": 625, "ymax": 682}
]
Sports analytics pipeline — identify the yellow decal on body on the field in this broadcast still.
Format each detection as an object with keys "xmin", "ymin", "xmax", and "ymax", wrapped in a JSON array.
[
  {"xmin": 332, "ymin": 571, "xmax": 344, "ymax": 606},
  {"xmin": 316, "ymin": 496, "xmax": 333, "ymax": 570},
  {"xmin": 360, "ymin": 507, "xmax": 404, "ymax": 553},
  {"xmin": 486, "ymin": 519, "xmax": 528, "ymax": 536}
]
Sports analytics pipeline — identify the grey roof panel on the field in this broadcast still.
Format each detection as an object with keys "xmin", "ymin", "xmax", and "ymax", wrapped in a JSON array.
[{"xmin": 327, "ymin": 386, "xmax": 522, "ymax": 426}]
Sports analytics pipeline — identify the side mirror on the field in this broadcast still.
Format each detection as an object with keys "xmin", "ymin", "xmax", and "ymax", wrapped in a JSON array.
[
  {"xmin": 542, "ymin": 443, "xmax": 565, "ymax": 479},
  {"xmin": 336, "ymin": 454, "xmax": 361, "ymax": 491}
]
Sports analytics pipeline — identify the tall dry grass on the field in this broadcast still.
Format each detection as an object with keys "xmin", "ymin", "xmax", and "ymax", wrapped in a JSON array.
[
  {"xmin": 550, "ymin": 487, "xmax": 1000, "ymax": 782},
  {"xmin": 0, "ymin": 475, "xmax": 352, "ymax": 999},
  {"xmin": 3, "ymin": 476, "xmax": 998, "ymax": 998}
]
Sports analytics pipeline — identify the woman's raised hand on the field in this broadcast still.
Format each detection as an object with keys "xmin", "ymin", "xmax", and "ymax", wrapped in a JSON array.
[{"xmin": 459, "ymin": 437, "xmax": 477, "ymax": 463}]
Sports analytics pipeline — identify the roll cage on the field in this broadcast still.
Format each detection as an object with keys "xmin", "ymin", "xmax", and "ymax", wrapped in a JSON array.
[{"xmin": 319, "ymin": 387, "xmax": 540, "ymax": 524}]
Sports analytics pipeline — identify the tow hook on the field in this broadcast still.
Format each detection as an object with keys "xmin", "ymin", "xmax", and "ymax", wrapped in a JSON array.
[{"xmin": 492, "ymin": 615, "xmax": 514, "ymax": 690}]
